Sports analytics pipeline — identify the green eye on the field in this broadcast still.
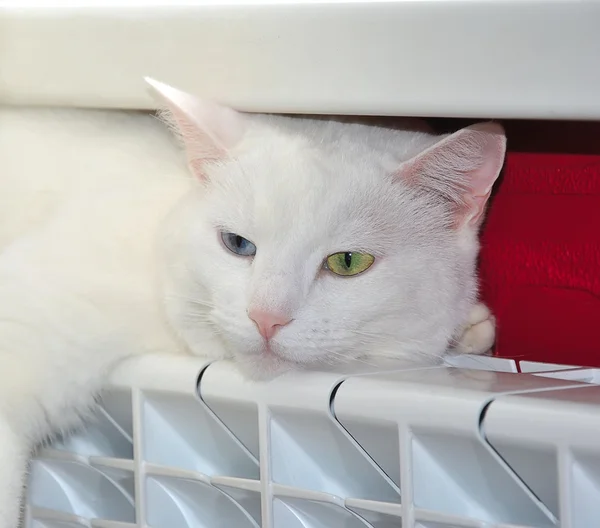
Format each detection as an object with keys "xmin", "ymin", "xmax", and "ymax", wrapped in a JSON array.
[{"xmin": 325, "ymin": 252, "xmax": 375, "ymax": 277}]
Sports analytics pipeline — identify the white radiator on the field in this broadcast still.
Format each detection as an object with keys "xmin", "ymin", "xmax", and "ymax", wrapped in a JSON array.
[{"xmin": 24, "ymin": 353, "xmax": 600, "ymax": 528}]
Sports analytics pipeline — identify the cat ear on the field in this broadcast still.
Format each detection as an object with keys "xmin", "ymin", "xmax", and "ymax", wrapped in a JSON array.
[
  {"xmin": 398, "ymin": 122, "xmax": 506, "ymax": 230},
  {"xmin": 145, "ymin": 77, "xmax": 245, "ymax": 179}
]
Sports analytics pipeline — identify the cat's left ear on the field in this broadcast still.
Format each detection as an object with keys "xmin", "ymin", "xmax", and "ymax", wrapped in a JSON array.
[
  {"xmin": 398, "ymin": 122, "xmax": 506, "ymax": 230},
  {"xmin": 145, "ymin": 77, "xmax": 245, "ymax": 180}
]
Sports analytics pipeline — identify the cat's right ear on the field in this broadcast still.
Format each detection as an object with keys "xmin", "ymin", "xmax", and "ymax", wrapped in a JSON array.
[
  {"xmin": 396, "ymin": 122, "xmax": 506, "ymax": 231},
  {"xmin": 145, "ymin": 77, "xmax": 245, "ymax": 179}
]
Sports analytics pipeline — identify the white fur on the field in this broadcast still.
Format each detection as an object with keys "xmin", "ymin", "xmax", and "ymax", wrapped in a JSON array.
[{"xmin": 0, "ymin": 85, "xmax": 504, "ymax": 525}]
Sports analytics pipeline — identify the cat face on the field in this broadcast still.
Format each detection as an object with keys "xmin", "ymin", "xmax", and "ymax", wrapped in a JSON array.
[{"xmin": 149, "ymin": 79, "xmax": 506, "ymax": 378}]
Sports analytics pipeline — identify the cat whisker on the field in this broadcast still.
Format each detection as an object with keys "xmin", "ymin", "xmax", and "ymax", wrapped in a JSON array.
[
  {"xmin": 181, "ymin": 311, "xmax": 215, "ymax": 321},
  {"xmin": 348, "ymin": 329, "xmax": 427, "ymax": 348},
  {"xmin": 317, "ymin": 348, "xmax": 381, "ymax": 368},
  {"xmin": 166, "ymin": 294, "xmax": 215, "ymax": 308},
  {"xmin": 365, "ymin": 345, "xmax": 446, "ymax": 363}
]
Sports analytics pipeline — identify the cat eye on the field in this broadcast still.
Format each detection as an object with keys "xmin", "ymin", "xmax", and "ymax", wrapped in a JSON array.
[
  {"xmin": 325, "ymin": 252, "xmax": 375, "ymax": 277},
  {"xmin": 221, "ymin": 232, "xmax": 257, "ymax": 257}
]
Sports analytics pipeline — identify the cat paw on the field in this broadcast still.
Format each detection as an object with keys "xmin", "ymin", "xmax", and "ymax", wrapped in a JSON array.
[{"xmin": 453, "ymin": 303, "xmax": 496, "ymax": 355}]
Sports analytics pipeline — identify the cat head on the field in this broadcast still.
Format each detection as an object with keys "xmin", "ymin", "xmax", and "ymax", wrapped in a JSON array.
[{"xmin": 147, "ymin": 78, "xmax": 506, "ymax": 378}]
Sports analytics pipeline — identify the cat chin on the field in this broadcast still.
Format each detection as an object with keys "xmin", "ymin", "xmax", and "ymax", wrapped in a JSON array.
[{"xmin": 233, "ymin": 351, "xmax": 300, "ymax": 381}]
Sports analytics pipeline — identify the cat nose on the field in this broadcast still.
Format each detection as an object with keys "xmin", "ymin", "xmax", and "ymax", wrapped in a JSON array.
[{"xmin": 248, "ymin": 308, "xmax": 292, "ymax": 340}]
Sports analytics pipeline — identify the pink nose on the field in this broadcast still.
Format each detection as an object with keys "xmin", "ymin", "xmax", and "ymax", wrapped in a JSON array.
[{"xmin": 248, "ymin": 309, "xmax": 292, "ymax": 340}]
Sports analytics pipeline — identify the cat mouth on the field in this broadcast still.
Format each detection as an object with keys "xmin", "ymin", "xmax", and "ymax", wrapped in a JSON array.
[
  {"xmin": 258, "ymin": 340, "xmax": 293, "ymax": 363},
  {"xmin": 236, "ymin": 336, "xmax": 299, "ymax": 369},
  {"xmin": 262, "ymin": 341, "xmax": 280, "ymax": 358},
  {"xmin": 234, "ymin": 340, "xmax": 297, "ymax": 379}
]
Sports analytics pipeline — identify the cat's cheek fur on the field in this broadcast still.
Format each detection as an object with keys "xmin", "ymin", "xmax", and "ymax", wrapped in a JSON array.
[{"xmin": 160, "ymin": 192, "xmax": 255, "ymax": 361}]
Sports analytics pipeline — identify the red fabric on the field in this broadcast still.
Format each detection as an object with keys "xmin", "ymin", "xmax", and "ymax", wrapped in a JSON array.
[{"xmin": 478, "ymin": 152, "xmax": 600, "ymax": 367}]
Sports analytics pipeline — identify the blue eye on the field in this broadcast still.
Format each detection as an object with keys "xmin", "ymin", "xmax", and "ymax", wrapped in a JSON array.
[{"xmin": 221, "ymin": 232, "xmax": 257, "ymax": 257}]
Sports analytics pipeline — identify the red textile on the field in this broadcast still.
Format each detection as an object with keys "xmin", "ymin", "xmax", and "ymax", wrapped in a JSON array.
[{"xmin": 478, "ymin": 152, "xmax": 600, "ymax": 368}]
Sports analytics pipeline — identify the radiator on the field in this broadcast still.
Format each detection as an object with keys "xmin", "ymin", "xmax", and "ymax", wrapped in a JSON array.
[{"xmin": 24, "ymin": 354, "xmax": 600, "ymax": 528}]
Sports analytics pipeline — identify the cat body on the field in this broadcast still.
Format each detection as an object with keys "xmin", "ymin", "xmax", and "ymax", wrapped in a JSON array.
[
  {"xmin": 0, "ymin": 79, "xmax": 505, "ymax": 526},
  {"xmin": 0, "ymin": 107, "xmax": 191, "ymax": 522}
]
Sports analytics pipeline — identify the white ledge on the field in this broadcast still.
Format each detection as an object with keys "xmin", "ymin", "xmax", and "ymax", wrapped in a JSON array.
[{"xmin": 2, "ymin": 1, "xmax": 600, "ymax": 119}]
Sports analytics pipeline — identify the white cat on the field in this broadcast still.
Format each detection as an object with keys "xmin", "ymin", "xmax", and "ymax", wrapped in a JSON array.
[{"xmin": 0, "ymin": 78, "xmax": 504, "ymax": 526}]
